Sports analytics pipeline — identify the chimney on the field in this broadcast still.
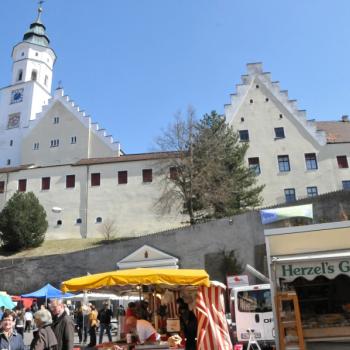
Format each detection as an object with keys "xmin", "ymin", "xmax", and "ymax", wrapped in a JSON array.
[{"xmin": 341, "ymin": 115, "xmax": 349, "ymax": 122}]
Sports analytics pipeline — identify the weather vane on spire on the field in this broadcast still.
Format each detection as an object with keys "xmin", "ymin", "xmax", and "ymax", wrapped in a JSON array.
[{"xmin": 36, "ymin": 0, "xmax": 45, "ymax": 22}]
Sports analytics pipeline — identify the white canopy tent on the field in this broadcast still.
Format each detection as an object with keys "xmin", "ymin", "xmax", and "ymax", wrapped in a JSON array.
[{"xmin": 66, "ymin": 292, "xmax": 139, "ymax": 301}]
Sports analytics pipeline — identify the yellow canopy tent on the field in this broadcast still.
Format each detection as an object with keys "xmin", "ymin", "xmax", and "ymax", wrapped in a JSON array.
[
  {"xmin": 61, "ymin": 268, "xmax": 210, "ymax": 293},
  {"xmin": 61, "ymin": 268, "xmax": 232, "ymax": 349}
]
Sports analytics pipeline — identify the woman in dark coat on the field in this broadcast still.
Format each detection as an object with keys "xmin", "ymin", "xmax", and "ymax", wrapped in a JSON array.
[{"xmin": 30, "ymin": 309, "xmax": 58, "ymax": 350}]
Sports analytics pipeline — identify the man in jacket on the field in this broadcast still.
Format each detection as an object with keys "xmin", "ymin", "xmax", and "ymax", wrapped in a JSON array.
[
  {"xmin": 0, "ymin": 310, "xmax": 25, "ymax": 350},
  {"xmin": 98, "ymin": 302, "xmax": 113, "ymax": 344},
  {"xmin": 50, "ymin": 299, "xmax": 75, "ymax": 350}
]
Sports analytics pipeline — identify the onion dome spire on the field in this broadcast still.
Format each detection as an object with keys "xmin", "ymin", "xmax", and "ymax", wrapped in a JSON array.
[{"xmin": 22, "ymin": 1, "xmax": 50, "ymax": 47}]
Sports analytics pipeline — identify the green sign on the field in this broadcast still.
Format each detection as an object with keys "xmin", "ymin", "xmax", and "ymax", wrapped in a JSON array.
[{"xmin": 276, "ymin": 258, "xmax": 350, "ymax": 281}]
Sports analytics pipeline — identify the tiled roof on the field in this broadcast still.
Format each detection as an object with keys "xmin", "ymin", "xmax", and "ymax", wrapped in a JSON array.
[
  {"xmin": 74, "ymin": 151, "xmax": 180, "ymax": 166},
  {"xmin": 0, "ymin": 164, "xmax": 33, "ymax": 174},
  {"xmin": 316, "ymin": 121, "xmax": 350, "ymax": 143}
]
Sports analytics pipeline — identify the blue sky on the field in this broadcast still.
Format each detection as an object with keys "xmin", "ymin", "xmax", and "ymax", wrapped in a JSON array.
[{"xmin": 0, "ymin": 0, "xmax": 349, "ymax": 154}]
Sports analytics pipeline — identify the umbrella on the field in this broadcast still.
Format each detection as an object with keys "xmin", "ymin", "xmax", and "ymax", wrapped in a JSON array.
[
  {"xmin": 21, "ymin": 283, "xmax": 74, "ymax": 305},
  {"xmin": 0, "ymin": 294, "xmax": 16, "ymax": 309}
]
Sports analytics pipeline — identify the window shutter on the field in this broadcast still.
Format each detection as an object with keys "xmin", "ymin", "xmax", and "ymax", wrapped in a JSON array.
[
  {"xmin": 0, "ymin": 181, "xmax": 5, "ymax": 193},
  {"xmin": 142, "ymin": 169, "xmax": 153, "ymax": 183},
  {"xmin": 41, "ymin": 177, "xmax": 50, "ymax": 190},
  {"xmin": 91, "ymin": 173, "xmax": 101, "ymax": 186},
  {"xmin": 66, "ymin": 175, "xmax": 75, "ymax": 188},
  {"xmin": 18, "ymin": 179, "xmax": 27, "ymax": 192},
  {"xmin": 118, "ymin": 171, "xmax": 128, "ymax": 184}
]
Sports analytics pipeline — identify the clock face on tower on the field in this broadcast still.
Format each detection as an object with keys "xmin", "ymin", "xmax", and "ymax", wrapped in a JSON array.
[
  {"xmin": 7, "ymin": 113, "xmax": 21, "ymax": 129},
  {"xmin": 10, "ymin": 88, "xmax": 24, "ymax": 104}
]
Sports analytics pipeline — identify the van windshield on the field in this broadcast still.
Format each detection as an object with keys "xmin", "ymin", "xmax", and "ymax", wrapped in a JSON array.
[{"xmin": 237, "ymin": 289, "xmax": 272, "ymax": 313}]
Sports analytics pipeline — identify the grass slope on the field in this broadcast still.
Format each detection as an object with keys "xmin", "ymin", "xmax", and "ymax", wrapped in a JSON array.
[{"xmin": 0, "ymin": 239, "xmax": 103, "ymax": 259}]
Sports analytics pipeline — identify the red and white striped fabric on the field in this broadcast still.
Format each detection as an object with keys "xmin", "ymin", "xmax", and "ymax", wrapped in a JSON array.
[{"xmin": 195, "ymin": 282, "xmax": 233, "ymax": 350}]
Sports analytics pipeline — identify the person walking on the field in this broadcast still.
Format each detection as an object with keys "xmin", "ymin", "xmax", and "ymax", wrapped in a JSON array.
[
  {"xmin": 87, "ymin": 305, "xmax": 98, "ymax": 347},
  {"xmin": 0, "ymin": 310, "xmax": 25, "ymax": 350},
  {"xmin": 50, "ymin": 299, "xmax": 74, "ymax": 350},
  {"xmin": 98, "ymin": 302, "xmax": 113, "ymax": 344},
  {"xmin": 30, "ymin": 309, "xmax": 58, "ymax": 350},
  {"xmin": 24, "ymin": 308, "xmax": 34, "ymax": 332},
  {"xmin": 15, "ymin": 310, "xmax": 25, "ymax": 336},
  {"xmin": 76, "ymin": 306, "xmax": 88, "ymax": 344}
]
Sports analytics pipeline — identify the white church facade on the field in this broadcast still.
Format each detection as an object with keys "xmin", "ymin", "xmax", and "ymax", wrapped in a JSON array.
[{"xmin": 0, "ymin": 8, "xmax": 349, "ymax": 240}]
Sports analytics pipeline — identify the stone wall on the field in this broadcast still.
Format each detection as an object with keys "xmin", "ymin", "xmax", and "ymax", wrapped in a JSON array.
[{"xmin": 0, "ymin": 190, "xmax": 349, "ymax": 294}]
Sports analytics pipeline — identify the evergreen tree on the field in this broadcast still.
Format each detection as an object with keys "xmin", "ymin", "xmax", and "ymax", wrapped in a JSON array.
[
  {"xmin": 0, "ymin": 192, "xmax": 48, "ymax": 251},
  {"xmin": 193, "ymin": 111, "xmax": 264, "ymax": 218}
]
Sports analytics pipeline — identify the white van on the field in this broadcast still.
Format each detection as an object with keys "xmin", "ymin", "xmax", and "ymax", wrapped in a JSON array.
[{"xmin": 231, "ymin": 284, "xmax": 275, "ymax": 347}]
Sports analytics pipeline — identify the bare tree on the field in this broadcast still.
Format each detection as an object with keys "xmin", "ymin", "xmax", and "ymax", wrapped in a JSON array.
[
  {"xmin": 98, "ymin": 218, "xmax": 118, "ymax": 242},
  {"xmin": 155, "ymin": 107, "xmax": 199, "ymax": 225}
]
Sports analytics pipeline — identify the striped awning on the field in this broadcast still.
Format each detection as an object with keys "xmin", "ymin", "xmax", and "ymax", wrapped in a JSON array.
[{"xmin": 196, "ymin": 282, "xmax": 233, "ymax": 350}]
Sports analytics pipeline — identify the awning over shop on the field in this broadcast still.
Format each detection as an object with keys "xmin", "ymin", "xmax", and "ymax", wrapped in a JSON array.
[
  {"xmin": 61, "ymin": 268, "xmax": 210, "ymax": 293},
  {"xmin": 272, "ymin": 251, "xmax": 350, "ymax": 282}
]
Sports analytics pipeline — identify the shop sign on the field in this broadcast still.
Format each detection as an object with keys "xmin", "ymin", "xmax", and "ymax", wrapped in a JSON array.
[
  {"xmin": 227, "ymin": 275, "xmax": 249, "ymax": 289},
  {"xmin": 276, "ymin": 258, "xmax": 350, "ymax": 281}
]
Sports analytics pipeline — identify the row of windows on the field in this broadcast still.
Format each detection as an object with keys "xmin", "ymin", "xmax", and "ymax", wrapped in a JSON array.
[
  {"xmin": 0, "ymin": 169, "xmax": 154, "ymax": 193},
  {"xmin": 19, "ymin": 50, "xmax": 51, "ymax": 63},
  {"xmin": 15, "ymin": 69, "xmax": 49, "ymax": 86},
  {"xmin": 2, "ymin": 177, "xmax": 348, "ymax": 204},
  {"xmin": 285, "ymin": 182, "xmax": 350, "ymax": 203},
  {"xmin": 32, "ymin": 137, "xmax": 77, "ymax": 150},
  {"xmin": 248, "ymin": 154, "xmax": 349, "ymax": 175},
  {"xmin": 284, "ymin": 182, "xmax": 350, "ymax": 203},
  {"xmin": 55, "ymin": 217, "xmax": 102, "ymax": 227},
  {"xmin": 239, "ymin": 127, "xmax": 286, "ymax": 141},
  {"xmin": 240, "ymin": 114, "xmax": 283, "ymax": 123}
]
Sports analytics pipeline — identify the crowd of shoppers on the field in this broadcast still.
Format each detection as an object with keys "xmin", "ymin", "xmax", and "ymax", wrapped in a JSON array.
[{"xmin": 0, "ymin": 299, "xmax": 122, "ymax": 349}]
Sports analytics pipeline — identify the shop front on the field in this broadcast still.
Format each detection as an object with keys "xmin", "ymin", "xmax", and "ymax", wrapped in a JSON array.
[{"xmin": 265, "ymin": 220, "xmax": 350, "ymax": 350}]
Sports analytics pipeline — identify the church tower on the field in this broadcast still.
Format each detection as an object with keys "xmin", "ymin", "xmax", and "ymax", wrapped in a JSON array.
[{"xmin": 0, "ymin": 3, "xmax": 56, "ymax": 167}]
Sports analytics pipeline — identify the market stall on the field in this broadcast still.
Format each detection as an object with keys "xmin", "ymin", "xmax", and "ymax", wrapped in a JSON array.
[
  {"xmin": 265, "ymin": 220, "xmax": 350, "ymax": 350},
  {"xmin": 22, "ymin": 283, "xmax": 74, "ymax": 304},
  {"xmin": 61, "ymin": 268, "xmax": 233, "ymax": 350}
]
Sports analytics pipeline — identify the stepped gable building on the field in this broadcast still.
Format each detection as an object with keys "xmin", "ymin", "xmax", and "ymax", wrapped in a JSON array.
[
  {"xmin": 0, "ymin": 9, "xmax": 349, "ymax": 240},
  {"xmin": 225, "ymin": 63, "xmax": 350, "ymax": 206}
]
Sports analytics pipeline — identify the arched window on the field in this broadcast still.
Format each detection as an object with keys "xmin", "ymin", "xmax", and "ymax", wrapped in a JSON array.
[
  {"xmin": 17, "ymin": 70, "xmax": 23, "ymax": 81},
  {"xmin": 31, "ymin": 70, "xmax": 37, "ymax": 81},
  {"xmin": 96, "ymin": 217, "xmax": 102, "ymax": 223},
  {"xmin": 76, "ymin": 218, "xmax": 82, "ymax": 224},
  {"xmin": 44, "ymin": 75, "xmax": 48, "ymax": 86},
  {"xmin": 57, "ymin": 220, "xmax": 62, "ymax": 226}
]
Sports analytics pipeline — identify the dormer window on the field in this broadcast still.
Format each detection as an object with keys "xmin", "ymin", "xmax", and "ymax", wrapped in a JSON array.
[
  {"xmin": 31, "ymin": 70, "xmax": 37, "ymax": 81},
  {"xmin": 50, "ymin": 139, "xmax": 59, "ymax": 147},
  {"xmin": 17, "ymin": 70, "xmax": 23, "ymax": 81}
]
